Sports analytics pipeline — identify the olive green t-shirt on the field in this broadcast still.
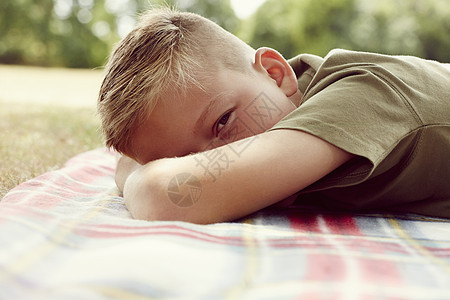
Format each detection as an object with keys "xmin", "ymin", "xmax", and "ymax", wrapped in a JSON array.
[{"xmin": 270, "ymin": 49, "xmax": 450, "ymax": 218}]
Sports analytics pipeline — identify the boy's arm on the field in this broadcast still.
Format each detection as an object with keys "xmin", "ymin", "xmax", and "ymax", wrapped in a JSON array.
[
  {"xmin": 115, "ymin": 155, "xmax": 141, "ymax": 193},
  {"xmin": 121, "ymin": 129, "xmax": 353, "ymax": 224}
]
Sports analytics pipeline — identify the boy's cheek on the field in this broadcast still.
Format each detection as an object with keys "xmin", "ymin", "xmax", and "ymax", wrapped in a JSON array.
[
  {"xmin": 211, "ymin": 108, "xmax": 284, "ymax": 149},
  {"xmin": 204, "ymin": 94, "xmax": 294, "ymax": 151},
  {"xmin": 200, "ymin": 118, "xmax": 255, "ymax": 152},
  {"xmin": 242, "ymin": 92, "xmax": 287, "ymax": 131},
  {"xmin": 218, "ymin": 117, "xmax": 259, "ymax": 147}
]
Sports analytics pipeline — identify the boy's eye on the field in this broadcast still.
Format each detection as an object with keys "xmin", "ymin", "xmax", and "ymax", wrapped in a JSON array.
[{"xmin": 216, "ymin": 111, "xmax": 232, "ymax": 133}]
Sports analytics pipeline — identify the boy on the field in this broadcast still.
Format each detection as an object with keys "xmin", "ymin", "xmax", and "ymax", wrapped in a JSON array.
[{"xmin": 98, "ymin": 7, "xmax": 450, "ymax": 224}]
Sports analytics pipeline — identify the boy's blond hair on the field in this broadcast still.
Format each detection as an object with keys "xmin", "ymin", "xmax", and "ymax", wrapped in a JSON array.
[{"xmin": 98, "ymin": 7, "xmax": 254, "ymax": 156}]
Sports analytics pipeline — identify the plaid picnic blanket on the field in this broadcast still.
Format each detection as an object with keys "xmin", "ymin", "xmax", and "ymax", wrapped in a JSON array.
[{"xmin": 1, "ymin": 148, "xmax": 449, "ymax": 300}]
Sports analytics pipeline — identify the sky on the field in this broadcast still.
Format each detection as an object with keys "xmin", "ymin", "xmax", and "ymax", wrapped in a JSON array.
[{"xmin": 230, "ymin": 0, "xmax": 267, "ymax": 19}]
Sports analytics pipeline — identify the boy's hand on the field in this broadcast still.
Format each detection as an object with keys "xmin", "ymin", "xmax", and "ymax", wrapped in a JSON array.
[{"xmin": 115, "ymin": 155, "xmax": 141, "ymax": 193}]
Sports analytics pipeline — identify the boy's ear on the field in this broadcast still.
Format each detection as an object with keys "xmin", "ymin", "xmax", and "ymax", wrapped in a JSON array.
[{"xmin": 254, "ymin": 47, "xmax": 298, "ymax": 97}]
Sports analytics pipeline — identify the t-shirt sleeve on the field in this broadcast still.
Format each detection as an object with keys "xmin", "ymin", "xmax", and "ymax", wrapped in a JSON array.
[{"xmin": 269, "ymin": 66, "xmax": 422, "ymax": 188}]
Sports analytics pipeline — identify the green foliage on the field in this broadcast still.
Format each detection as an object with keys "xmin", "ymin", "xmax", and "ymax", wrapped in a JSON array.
[
  {"xmin": 0, "ymin": 0, "xmax": 448, "ymax": 68},
  {"xmin": 237, "ymin": 0, "xmax": 357, "ymax": 58},
  {"xmin": 159, "ymin": 0, "xmax": 239, "ymax": 32},
  {"xmin": 0, "ymin": 0, "xmax": 238, "ymax": 68},
  {"xmin": 0, "ymin": 0, "xmax": 118, "ymax": 68},
  {"xmin": 238, "ymin": 0, "xmax": 450, "ymax": 62}
]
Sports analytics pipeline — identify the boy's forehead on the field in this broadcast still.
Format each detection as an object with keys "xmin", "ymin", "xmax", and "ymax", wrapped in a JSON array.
[{"xmin": 162, "ymin": 69, "xmax": 232, "ymax": 108}]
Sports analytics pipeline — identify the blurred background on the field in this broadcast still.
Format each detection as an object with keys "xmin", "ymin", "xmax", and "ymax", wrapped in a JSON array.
[
  {"xmin": 0, "ymin": 0, "xmax": 449, "ymax": 197},
  {"xmin": 1, "ymin": 0, "xmax": 449, "ymax": 68}
]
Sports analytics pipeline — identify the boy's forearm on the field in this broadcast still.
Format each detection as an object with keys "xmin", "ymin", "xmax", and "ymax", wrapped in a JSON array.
[
  {"xmin": 122, "ymin": 130, "xmax": 352, "ymax": 224},
  {"xmin": 123, "ymin": 150, "xmax": 278, "ymax": 224},
  {"xmin": 123, "ymin": 155, "xmax": 249, "ymax": 224}
]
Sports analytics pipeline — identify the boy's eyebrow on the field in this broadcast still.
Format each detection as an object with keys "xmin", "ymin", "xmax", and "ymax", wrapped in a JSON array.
[{"xmin": 195, "ymin": 92, "xmax": 229, "ymax": 131}]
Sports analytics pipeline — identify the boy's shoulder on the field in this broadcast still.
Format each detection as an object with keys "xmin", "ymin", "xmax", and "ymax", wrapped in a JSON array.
[{"xmin": 279, "ymin": 49, "xmax": 450, "ymax": 218}]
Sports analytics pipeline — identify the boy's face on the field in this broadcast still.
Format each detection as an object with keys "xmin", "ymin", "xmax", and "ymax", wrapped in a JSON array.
[{"xmin": 130, "ymin": 67, "xmax": 300, "ymax": 164}]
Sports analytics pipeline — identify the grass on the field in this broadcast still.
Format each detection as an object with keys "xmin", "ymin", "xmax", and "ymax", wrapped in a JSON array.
[{"xmin": 0, "ymin": 101, "xmax": 103, "ymax": 199}]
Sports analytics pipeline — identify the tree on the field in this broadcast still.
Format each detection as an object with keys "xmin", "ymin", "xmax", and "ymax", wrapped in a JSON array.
[
  {"xmin": 348, "ymin": 0, "xmax": 450, "ymax": 61},
  {"xmin": 0, "ymin": 0, "xmax": 119, "ymax": 68},
  {"xmin": 237, "ymin": 0, "xmax": 357, "ymax": 59},
  {"xmin": 1, "ymin": 0, "xmax": 447, "ymax": 67},
  {"xmin": 151, "ymin": 0, "xmax": 239, "ymax": 33},
  {"xmin": 238, "ymin": 0, "xmax": 450, "ymax": 62},
  {"xmin": 0, "ymin": 0, "xmax": 238, "ymax": 68}
]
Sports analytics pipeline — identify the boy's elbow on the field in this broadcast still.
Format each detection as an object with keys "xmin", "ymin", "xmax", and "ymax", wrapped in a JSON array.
[
  {"xmin": 123, "ymin": 164, "xmax": 174, "ymax": 222},
  {"xmin": 122, "ymin": 158, "xmax": 221, "ymax": 224},
  {"xmin": 123, "ymin": 162, "xmax": 201, "ymax": 223}
]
